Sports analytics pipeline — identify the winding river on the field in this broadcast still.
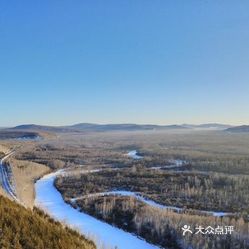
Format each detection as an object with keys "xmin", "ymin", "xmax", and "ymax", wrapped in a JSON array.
[
  {"xmin": 71, "ymin": 190, "xmax": 232, "ymax": 217},
  {"xmin": 35, "ymin": 151, "xmax": 233, "ymax": 249},
  {"xmin": 35, "ymin": 171, "xmax": 159, "ymax": 249}
]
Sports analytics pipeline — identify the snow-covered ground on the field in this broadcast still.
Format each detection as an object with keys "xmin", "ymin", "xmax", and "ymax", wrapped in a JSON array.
[
  {"xmin": 16, "ymin": 135, "xmax": 41, "ymax": 141},
  {"xmin": 127, "ymin": 150, "xmax": 143, "ymax": 159},
  {"xmin": 35, "ymin": 171, "xmax": 160, "ymax": 249},
  {"xmin": 151, "ymin": 159, "xmax": 187, "ymax": 170},
  {"xmin": 71, "ymin": 190, "xmax": 233, "ymax": 217}
]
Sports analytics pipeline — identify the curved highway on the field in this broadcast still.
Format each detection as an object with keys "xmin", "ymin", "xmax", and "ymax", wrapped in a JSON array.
[{"xmin": 0, "ymin": 152, "xmax": 18, "ymax": 201}]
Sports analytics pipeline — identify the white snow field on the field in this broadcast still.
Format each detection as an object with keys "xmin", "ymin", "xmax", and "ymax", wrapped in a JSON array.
[{"xmin": 35, "ymin": 171, "xmax": 159, "ymax": 249}]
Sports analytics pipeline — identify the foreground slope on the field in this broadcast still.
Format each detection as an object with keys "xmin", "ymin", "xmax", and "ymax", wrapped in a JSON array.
[{"xmin": 0, "ymin": 195, "xmax": 95, "ymax": 249}]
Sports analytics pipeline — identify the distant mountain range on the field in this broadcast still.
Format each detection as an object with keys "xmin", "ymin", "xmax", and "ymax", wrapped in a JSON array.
[
  {"xmin": 11, "ymin": 124, "xmax": 76, "ymax": 133},
  {"xmin": 10, "ymin": 123, "xmax": 187, "ymax": 133},
  {"xmin": 225, "ymin": 125, "xmax": 249, "ymax": 133},
  {"xmin": 7, "ymin": 123, "xmax": 235, "ymax": 133}
]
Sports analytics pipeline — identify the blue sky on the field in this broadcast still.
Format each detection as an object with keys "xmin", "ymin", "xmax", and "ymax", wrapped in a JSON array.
[{"xmin": 0, "ymin": 1, "xmax": 249, "ymax": 126}]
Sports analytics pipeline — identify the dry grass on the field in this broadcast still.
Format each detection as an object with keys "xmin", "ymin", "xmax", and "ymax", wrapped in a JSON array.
[
  {"xmin": 0, "ymin": 186, "xmax": 9, "ymax": 198},
  {"xmin": 10, "ymin": 159, "xmax": 50, "ymax": 208}
]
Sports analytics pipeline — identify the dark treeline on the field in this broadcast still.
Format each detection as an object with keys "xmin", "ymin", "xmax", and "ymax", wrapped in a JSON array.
[{"xmin": 56, "ymin": 167, "xmax": 249, "ymax": 215}]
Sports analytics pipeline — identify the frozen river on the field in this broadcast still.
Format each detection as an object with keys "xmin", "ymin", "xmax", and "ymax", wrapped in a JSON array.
[
  {"xmin": 35, "ymin": 171, "xmax": 159, "ymax": 249},
  {"xmin": 35, "ymin": 154, "xmax": 232, "ymax": 249},
  {"xmin": 71, "ymin": 190, "xmax": 232, "ymax": 217}
]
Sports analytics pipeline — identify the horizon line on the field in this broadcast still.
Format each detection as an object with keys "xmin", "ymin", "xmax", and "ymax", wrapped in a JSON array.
[{"xmin": 1, "ymin": 122, "xmax": 245, "ymax": 128}]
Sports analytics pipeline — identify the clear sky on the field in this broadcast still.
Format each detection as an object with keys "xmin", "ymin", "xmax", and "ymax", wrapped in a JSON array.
[{"xmin": 0, "ymin": 1, "xmax": 249, "ymax": 126}]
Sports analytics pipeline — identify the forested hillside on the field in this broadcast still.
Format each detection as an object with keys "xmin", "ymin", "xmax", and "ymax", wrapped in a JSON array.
[{"xmin": 0, "ymin": 195, "xmax": 95, "ymax": 249}]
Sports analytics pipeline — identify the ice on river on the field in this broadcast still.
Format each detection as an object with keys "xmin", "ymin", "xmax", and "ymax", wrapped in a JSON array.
[
  {"xmin": 71, "ymin": 190, "xmax": 232, "ymax": 217},
  {"xmin": 35, "ymin": 172, "xmax": 159, "ymax": 249}
]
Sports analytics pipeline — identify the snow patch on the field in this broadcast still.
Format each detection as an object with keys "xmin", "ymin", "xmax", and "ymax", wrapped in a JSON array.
[
  {"xmin": 151, "ymin": 159, "xmax": 187, "ymax": 170},
  {"xmin": 127, "ymin": 150, "xmax": 143, "ymax": 159}
]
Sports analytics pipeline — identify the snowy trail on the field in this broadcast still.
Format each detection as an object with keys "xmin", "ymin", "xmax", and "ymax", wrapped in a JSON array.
[{"xmin": 35, "ymin": 171, "xmax": 160, "ymax": 249}]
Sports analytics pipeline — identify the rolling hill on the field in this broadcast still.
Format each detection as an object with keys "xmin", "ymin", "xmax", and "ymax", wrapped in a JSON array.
[
  {"xmin": 8, "ymin": 122, "xmax": 236, "ymax": 134},
  {"xmin": 10, "ymin": 123, "xmax": 188, "ymax": 133},
  {"xmin": 225, "ymin": 125, "xmax": 249, "ymax": 133}
]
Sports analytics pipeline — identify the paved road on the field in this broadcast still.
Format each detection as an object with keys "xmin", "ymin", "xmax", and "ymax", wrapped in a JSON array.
[{"xmin": 0, "ymin": 152, "xmax": 18, "ymax": 201}]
